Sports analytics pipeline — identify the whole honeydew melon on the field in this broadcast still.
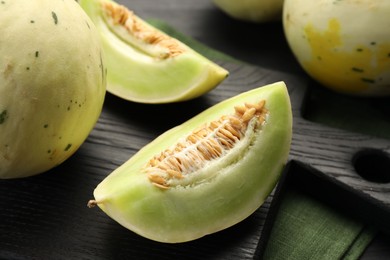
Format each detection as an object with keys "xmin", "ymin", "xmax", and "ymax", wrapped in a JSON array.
[
  {"xmin": 213, "ymin": 0, "xmax": 284, "ymax": 23},
  {"xmin": 0, "ymin": 0, "xmax": 106, "ymax": 178},
  {"xmin": 283, "ymin": 0, "xmax": 390, "ymax": 96}
]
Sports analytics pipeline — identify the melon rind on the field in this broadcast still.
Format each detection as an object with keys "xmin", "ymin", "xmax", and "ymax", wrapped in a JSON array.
[
  {"xmin": 78, "ymin": 0, "xmax": 229, "ymax": 104},
  {"xmin": 91, "ymin": 81, "xmax": 292, "ymax": 243},
  {"xmin": 213, "ymin": 0, "xmax": 284, "ymax": 23},
  {"xmin": 0, "ymin": 0, "xmax": 106, "ymax": 178},
  {"xmin": 283, "ymin": 0, "xmax": 390, "ymax": 96}
]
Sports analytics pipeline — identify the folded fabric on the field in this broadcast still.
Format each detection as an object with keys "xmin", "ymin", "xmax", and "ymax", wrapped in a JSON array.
[
  {"xmin": 149, "ymin": 19, "xmax": 376, "ymax": 259},
  {"xmin": 263, "ymin": 188, "xmax": 375, "ymax": 259}
]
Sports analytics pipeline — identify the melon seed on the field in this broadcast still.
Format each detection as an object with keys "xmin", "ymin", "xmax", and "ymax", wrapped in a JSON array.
[{"xmin": 145, "ymin": 100, "xmax": 267, "ymax": 189}]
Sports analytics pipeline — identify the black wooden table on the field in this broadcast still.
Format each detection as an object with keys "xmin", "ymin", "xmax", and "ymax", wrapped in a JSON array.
[{"xmin": 1, "ymin": 0, "xmax": 389, "ymax": 259}]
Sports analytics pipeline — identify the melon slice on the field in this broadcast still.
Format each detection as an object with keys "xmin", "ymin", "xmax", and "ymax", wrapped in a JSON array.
[
  {"xmin": 88, "ymin": 82, "xmax": 292, "ymax": 243},
  {"xmin": 78, "ymin": 0, "xmax": 229, "ymax": 103}
]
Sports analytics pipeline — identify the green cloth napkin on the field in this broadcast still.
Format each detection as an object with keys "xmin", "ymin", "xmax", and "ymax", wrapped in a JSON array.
[
  {"xmin": 150, "ymin": 19, "xmax": 377, "ymax": 259},
  {"xmin": 263, "ymin": 188, "xmax": 376, "ymax": 259}
]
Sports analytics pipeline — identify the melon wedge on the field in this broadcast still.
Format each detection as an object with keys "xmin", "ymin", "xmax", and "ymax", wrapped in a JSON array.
[
  {"xmin": 88, "ymin": 82, "xmax": 292, "ymax": 243},
  {"xmin": 78, "ymin": 0, "xmax": 228, "ymax": 103}
]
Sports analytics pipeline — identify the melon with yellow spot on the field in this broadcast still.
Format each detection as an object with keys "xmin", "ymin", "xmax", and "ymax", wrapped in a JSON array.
[{"xmin": 283, "ymin": 0, "xmax": 390, "ymax": 96}]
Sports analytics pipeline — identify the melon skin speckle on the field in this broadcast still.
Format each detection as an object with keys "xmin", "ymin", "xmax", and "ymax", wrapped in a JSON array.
[
  {"xmin": 0, "ymin": 0, "xmax": 106, "ymax": 178},
  {"xmin": 283, "ymin": 0, "xmax": 390, "ymax": 96},
  {"xmin": 88, "ymin": 82, "xmax": 292, "ymax": 243}
]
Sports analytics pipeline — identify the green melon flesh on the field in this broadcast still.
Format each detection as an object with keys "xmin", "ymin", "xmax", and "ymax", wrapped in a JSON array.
[
  {"xmin": 88, "ymin": 82, "xmax": 292, "ymax": 243},
  {"xmin": 78, "ymin": 0, "xmax": 229, "ymax": 104},
  {"xmin": 0, "ymin": 0, "xmax": 106, "ymax": 178}
]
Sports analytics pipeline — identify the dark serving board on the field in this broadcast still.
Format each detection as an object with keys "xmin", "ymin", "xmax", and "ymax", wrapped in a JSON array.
[
  {"xmin": 1, "ymin": 59, "xmax": 390, "ymax": 259},
  {"xmin": 0, "ymin": 62, "xmax": 299, "ymax": 260}
]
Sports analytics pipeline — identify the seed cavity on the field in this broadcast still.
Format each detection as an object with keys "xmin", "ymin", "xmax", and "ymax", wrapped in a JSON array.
[
  {"xmin": 145, "ymin": 100, "xmax": 268, "ymax": 189},
  {"xmin": 101, "ymin": 1, "xmax": 184, "ymax": 59}
]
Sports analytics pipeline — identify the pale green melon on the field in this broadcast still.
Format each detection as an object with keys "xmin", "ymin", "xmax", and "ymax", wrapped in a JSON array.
[
  {"xmin": 78, "ymin": 0, "xmax": 229, "ymax": 104},
  {"xmin": 0, "ymin": 0, "xmax": 106, "ymax": 178},
  {"xmin": 213, "ymin": 0, "xmax": 284, "ymax": 23},
  {"xmin": 88, "ymin": 82, "xmax": 292, "ymax": 243}
]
